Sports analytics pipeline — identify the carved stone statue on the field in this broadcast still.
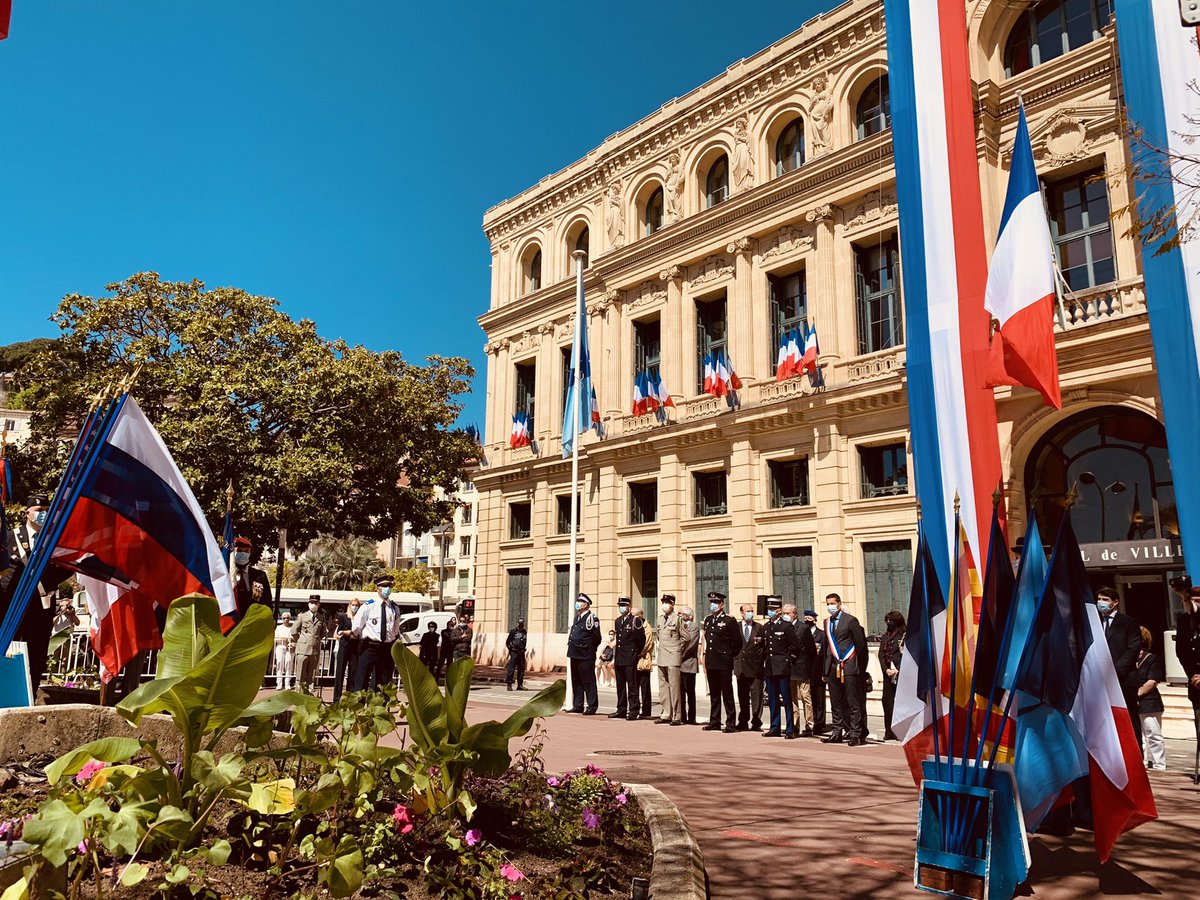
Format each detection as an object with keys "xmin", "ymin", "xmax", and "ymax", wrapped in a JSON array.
[
  {"xmin": 810, "ymin": 75, "xmax": 834, "ymax": 157},
  {"xmin": 605, "ymin": 181, "xmax": 624, "ymax": 249},
  {"xmin": 665, "ymin": 152, "xmax": 684, "ymax": 225},
  {"xmin": 731, "ymin": 117, "xmax": 754, "ymax": 192}
]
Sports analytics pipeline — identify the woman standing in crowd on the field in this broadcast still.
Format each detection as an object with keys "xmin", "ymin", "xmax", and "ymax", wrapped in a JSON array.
[
  {"xmin": 679, "ymin": 607, "xmax": 700, "ymax": 725},
  {"xmin": 879, "ymin": 610, "xmax": 906, "ymax": 741},
  {"xmin": 1135, "ymin": 626, "xmax": 1167, "ymax": 770},
  {"xmin": 273, "ymin": 612, "xmax": 295, "ymax": 690},
  {"xmin": 635, "ymin": 608, "xmax": 656, "ymax": 720},
  {"xmin": 599, "ymin": 629, "xmax": 616, "ymax": 686}
]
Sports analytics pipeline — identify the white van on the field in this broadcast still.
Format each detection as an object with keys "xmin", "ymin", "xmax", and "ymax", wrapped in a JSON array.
[{"xmin": 397, "ymin": 611, "xmax": 458, "ymax": 647}]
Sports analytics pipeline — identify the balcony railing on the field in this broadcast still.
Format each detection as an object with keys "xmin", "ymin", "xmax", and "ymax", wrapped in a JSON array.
[{"xmin": 1055, "ymin": 278, "xmax": 1146, "ymax": 332}]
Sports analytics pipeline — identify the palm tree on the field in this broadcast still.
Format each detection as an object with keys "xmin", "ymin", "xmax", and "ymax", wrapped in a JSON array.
[{"xmin": 293, "ymin": 534, "xmax": 384, "ymax": 591}]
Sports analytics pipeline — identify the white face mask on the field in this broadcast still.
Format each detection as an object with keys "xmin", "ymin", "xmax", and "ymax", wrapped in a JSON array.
[
  {"xmin": 575, "ymin": 601, "xmax": 585, "ymax": 611},
  {"xmin": 309, "ymin": 604, "xmax": 320, "ymax": 612},
  {"xmin": 781, "ymin": 614, "xmax": 793, "ymax": 623},
  {"xmin": 827, "ymin": 604, "xmax": 840, "ymax": 616}
]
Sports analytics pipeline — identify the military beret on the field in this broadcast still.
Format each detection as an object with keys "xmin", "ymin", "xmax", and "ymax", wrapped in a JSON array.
[
  {"xmin": 577, "ymin": 593, "xmax": 592, "ymax": 606},
  {"xmin": 376, "ymin": 575, "xmax": 395, "ymax": 587},
  {"xmin": 233, "ymin": 536, "xmax": 253, "ymax": 549},
  {"xmin": 803, "ymin": 609, "xmax": 817, "ymax": 618},
  {"xmin": 707, "ymin": 591, "xmax": 726, "ymax": 602},
  {"xmin": 766, "ymin": 596, "xmax": 783, "ymax": 610},
  {"xmin": 26, "ymin": 493, "xmax": 50, "ymax": 509},
  {"xmin": 308, "ymin": 594, "xmax": 321, "ymax": 602}
]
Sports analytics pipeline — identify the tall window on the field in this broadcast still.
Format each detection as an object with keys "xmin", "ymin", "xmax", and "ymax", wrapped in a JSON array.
[
  {"xmin": 461, "ymin": 504, "xmax": 473, "ymax": 525},
  {"xmin": 645, "ymin": 187, "xmax": 664, "ymax": 236},
  {"xmin": 859, "ymin": 442, "xmax": 909, "ymax": 499},
  {"xmin": 863, "ymin": 541, "xmax": 913, "ymax": 637},
  {"xmin": 515, "ymin": 361, "xmax": 536, "ymax": 428},
  {"xmin": 634, "ymin": 317, "xmax": 662, "ymax": 382},
  {"xmin": 695, "ymin": 295, "xmax": 728, "ymax": 392},
  {"xmin": 1005, "ymin": 0, "xmax": 1113, "ymax": 78},
  {"xmin": 457, "ymin": 569, "xmax": 470, "ymax": 594},
  {"xmin": 694, "ymin": 553, "xmax": 729, "ymax": 602},
  {"xmin": 574, "ymin": 227, "xmax": 590, "ymax": 267},
  {"xmin": 694, "ymin": 470, "xmax": 728, "ymax": 517},
  {"xmin": 1046, "ymin": 168, "xmax": 1115, "ymax": 291},
  {"xmin": 705, "ymin": 155, "xmax": 729, "ymax": 208},
  {"xmin": 769, "ymin": 458, "xmax": 809, "ymax": 508},
  {"xmin": 509, "ymin": 503, "xmax": 532, "ymax": 540},
  {"xmin": 525, "ymin": 249, "xmax": 542, "ymax": 293},
  {"xmin": 556, "ymin": 494, "xmax": 581, "ymax": 535},
  {"xmin": 775, "ymin": 119, "xmax": 805, "ymax": 176},
  {"xmin": 855, "ymin": 76, "xmax": 891, "ymax": 140},
  {"xmin": 636, "ymin": 559, "xmax": 659, "ymax": 625},
  {"xmin": 769, "ymin": 271, "xmax": 807, "ymax": 368},
  {"xmin": 629, "ymin": 480, "xmax": 658, "ymax": 525},
  {"xmin": 772, "ymin": 547, "xmax": 814, "ymax": 609},
  {"xmin": 855, "ymin": 239, "xmax": 903, "ymax": 354},
  {"xmin": 459, "ymin": 536, "xmax": 471, "ymax": 557}
]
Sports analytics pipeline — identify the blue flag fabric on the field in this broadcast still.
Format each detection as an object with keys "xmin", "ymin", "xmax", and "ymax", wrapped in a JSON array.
[
  {"xmin": 562, "ymin": 275, "xmax": 598, "ymax": 459},
  {"xmin": 973, "ymin": 506, "xmax": 1016, "ymax": 697},
  {"xmin": 999, "ymin": 517, "xmax": 1047, "ymax": 692},
  {"xmin": 905, "ymin": 522, "xmax": 946, "ymax": 704},
  {"xmin": 221, "ymin": 509, "xmax": 234, "ymax": 568}
]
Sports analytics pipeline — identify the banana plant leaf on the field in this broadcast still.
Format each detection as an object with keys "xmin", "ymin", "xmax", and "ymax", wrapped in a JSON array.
[{"xmin": 154, "ymin": 595, "xmax": 226, "ymax": 680}]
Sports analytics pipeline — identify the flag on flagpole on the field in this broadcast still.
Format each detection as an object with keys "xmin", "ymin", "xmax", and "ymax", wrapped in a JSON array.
[
  {"xmin": 703, "ymin": 350, "xmax": 741, "ymax": 399},
  {"xmin": 47, "ymin": 396, "xmax": 236, "ymax": 678},
  {"xmin": 649, "ymin": 369, "xmax": 674, "ymax": 411},
  {"xmin": 1113, "ymin": 0, "xmax": 1200, "ymax": 569},
  {"xmin": 562, "ymin": 271, "xmax": 601, "ymax": 458},
  {"xmin": 1014, "ymin": 516, "xmax": 1156, "ymax": 861},
  {"xmin": 0, "ymin": 457, "xmax": 11, "ymax": 505},
  {"xmin": 632, "ymin": 371, "xmax": 652, "ymax": 416},
  {"xmin": 509, "ymin": 411, "xmax": 531, "ymax": 449},
  {"xmin": 775, "ymin": 328, "xmax": 802, "ymax": 381},
  {"xmin": 942, "ymin": 518, "xmax": 982, "ymax": 732},
  {"xmin": 883, "ymin": 0, "xmax": 1005, "ymax": 584},
  {"xmin": 985, "ymin": 101, "xmax": 1062, "ymax": 409},
  {"xmin": 894, "ymin": 520, "xmax": 949, "ymax": 785},
  {"xmin": 801, "ymin": 324, "xmax": 819, "ymax": 375}
]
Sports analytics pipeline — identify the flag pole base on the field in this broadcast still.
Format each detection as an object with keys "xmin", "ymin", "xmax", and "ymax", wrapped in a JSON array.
[{"xmin": 915, "ymin": 761, "xmax": 1028, "ymax": 900}]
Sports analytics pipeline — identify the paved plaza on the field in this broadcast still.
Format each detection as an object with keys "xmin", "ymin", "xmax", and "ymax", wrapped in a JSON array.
[{"xmin": 437, "ymin": 677, "xmax": 1200, "ymax": 899}]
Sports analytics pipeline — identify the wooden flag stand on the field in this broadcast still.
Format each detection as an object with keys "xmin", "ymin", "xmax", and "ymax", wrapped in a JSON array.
[{"xmin": 915, "ymin": 761, "xmax": 1028, "ymax": 900}]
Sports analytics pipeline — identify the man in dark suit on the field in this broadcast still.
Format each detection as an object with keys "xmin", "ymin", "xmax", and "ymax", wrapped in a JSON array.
[
  {"xmin": 805, "ymin": 609, "xmax": 829, "ymax": 734},
  {"xmin": 231, "ymin": 536, "xmax": 273, "ymax": 621},
  {"xmin": 1173, "ymin": 580, "xmax": 1200, "ymax": 742},
  {"xmin": 333, "ymin": 598, "xmax": 361, "ymax": 699},
  {"xmin": 733, "ymin": 602, "xmax": 766, "ymax": 731},
  {"xmin": 791, "ymin": 607, "xmax": 818, "ymax": 736},
  {"xmin": 1097, "ymin": 586, "xmax": 1144, "ymax": 746},
  {"xmin": 701, "ymin": 591, "xmax": 743, "ymax": 733},
  {"xmin": 821, "ymin": 592, "xmax": 869, "ymax": 746},
  {"xmin": 437, "ymin": 616, "xmax": 457, "ymax": 679},
  {"xmin": 608, "ymin": 598, "xmax": 645, "ymax": 719}
]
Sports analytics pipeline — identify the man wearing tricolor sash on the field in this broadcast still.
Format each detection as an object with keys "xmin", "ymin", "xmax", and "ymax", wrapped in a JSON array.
[{"xmin": 820, "ymin": 593, "xmax": 868, "ymax": 747}]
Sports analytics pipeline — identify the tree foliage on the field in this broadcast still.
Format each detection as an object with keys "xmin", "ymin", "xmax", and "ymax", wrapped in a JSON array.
[
  {"xmin": 7, "ymin": 272, "xmax": 475, "ymax": 548},
  {"xmin": 293, "ymin": 534, "xmax": 386, "ymax": 591},
  {"xmin": 389, "ymin": 565, "xmax": 437, "ymax": 596}
]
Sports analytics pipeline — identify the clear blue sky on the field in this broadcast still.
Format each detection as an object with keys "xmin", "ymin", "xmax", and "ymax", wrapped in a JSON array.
[{"xmin": 1, "ymin": 1, "xmax": 834, "ymax": 427}]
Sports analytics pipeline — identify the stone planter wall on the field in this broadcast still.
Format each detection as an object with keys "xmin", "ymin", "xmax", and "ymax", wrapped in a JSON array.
[{"xmin": 624, "ymin": 783, "xmax": 708, "ymax": 900}]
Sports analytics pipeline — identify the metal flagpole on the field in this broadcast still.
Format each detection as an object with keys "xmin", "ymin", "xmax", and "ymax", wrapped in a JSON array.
[{"xmin": 565, "ymin": 249, "xmax": 586, "ymax": 710}]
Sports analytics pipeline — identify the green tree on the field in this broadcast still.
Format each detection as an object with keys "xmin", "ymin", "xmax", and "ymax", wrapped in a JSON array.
[
  {"xmin": 293, "ymin": 534, "xmax": 384, "ymax": 591},
  {"xmin": 389, "ymin": 565, "xmax": 436, "ymax": 596},
  {"xmin": 8, "ymin": 273, "xmax": 475, "ymax": 549}
]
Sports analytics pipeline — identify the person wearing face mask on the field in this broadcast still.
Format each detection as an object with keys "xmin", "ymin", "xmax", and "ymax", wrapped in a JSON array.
[
  {"xmin": 654, "ymin": 595, "xmax": 684, "ymax": 724},
  {"xmin": 878, "ymin": 610, "xmax": 906, "ymax": 741},
  {"xmin": 1, "ymin": 493, "xmax": 66, "ymax": 693},
  {"xmin": 273, "ymin": 612, "xmax": 296, "ymax": 689},
  {"xmin": 701, "ymin": 592, "xmax": 743, "ymax": 732},
  {"xmin": 438, "ymin": 616, "xmax": 458, "ymax": 680},
  {"xmin": 230, "ymin": 537, "xmax": 273, "ymax": 622},
  {"xmin": 803, "ymin": 609, "xmax": 829, "ymax": 735},
  {"xmin": 566, "ymin": 593, "xmax": 602, "ymax": 714},
  {"xmin": 291, "ymin": 595, "xmax": 326, "ymax": 692},
  {"xmin": 419, "ymin": 620, "xmax": 441, "ymax": 674},
  {"xmin": 763, "ymin": 598, "xmax": 803, "ymax": 738},
  {"xmin": 788, "ymin": 604, "xmax": 817, "ymax": 737},
  {"xmin": 333, "ymin": 598, "xmax": 362, "ymax": 699},
  {"xmin": 611, "ymin": 598, "xmax": 645, "ymax": 720},
  {"xmin": 733, "ymin": 603, "xmax": 766, "ymax": 732},
  {"xmin": 506, "ymin": 617, "xmax": 529, "ymax": 691},
  {"xmin": 1096, "ymin": 586, "xmax": 1144, "ymax": 747},
  {"xmin": 353, "ymin": 575, "xmax": 401, "ymax": 691},
  {"xmin": 677, "ymin": 606, "xmax": 701, "ymax": 724},
  {"xmin": 821, "ymin": 593, "xmax": 868, "ymax": 746}
]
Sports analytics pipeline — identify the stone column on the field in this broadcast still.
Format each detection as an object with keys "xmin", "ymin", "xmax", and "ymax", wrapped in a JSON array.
[
  {"xmin": 727, "ymin": 432, "xmax": 757, "ymax": 597},
  {"xmin": 661, "ymin": 267, "xmax": 686, "ymax": 402},
  {"xmin": 658, "ymin": 449, "xmax": 685, "ymax": 597},
  {"xmin": 806, "ymin": 205, "xmax": 843, "ymax": 369},
  {"xmin": 727, "ymin": 237, "xmax": 756, "ymax": 383}
]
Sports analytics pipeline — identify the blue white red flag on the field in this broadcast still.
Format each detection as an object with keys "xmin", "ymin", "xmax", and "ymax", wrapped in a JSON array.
[
  {"xmin": 1014, "ymin": 517, "xmax": 1156, "ymax": 861},
  {"xmin": 1113, "ymin": 0, "xmax": 1200, "ymax": 567},
  {"xmin": 985, "ymin": 101, "xmax": 1061, "ymax": 409},
  {"xmin": 632, "ymin": 371, "xmax": 652, "ymax": 417},
  {"xmin": 775, "ymin": 328, "xmax": 802, "ymax": 382},
  {"xmin": 649, "ymin": 370, "xmax": 674, "ymax": 410},
  {"xmin": 883, "ymin": 0, "xmax": 1005, "ymax": 584},
  {"xmin": 0, "ymin": 456, "xmax": 11, "ymax": 505},
  {"xmin": 703, "ymin": 350, "xmax": 741, "ymax": 399},
  {"xmin": 801, "ymin": 324, "xmax": 819, "ymax": 377},
  {"xmin": 509, "ymin": 411, "xmax": 531, "ymax": 449},
  {"xmin": 48, "ymin": 397, "xmax": 235, "ymax": 678},
  {"xmin": 561, "ymin": 264, "xmax": 602, "ymax": 458}
]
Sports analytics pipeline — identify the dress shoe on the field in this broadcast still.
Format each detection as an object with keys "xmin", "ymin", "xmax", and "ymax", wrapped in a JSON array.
[
  {"xmin": 566, "ymin": 708, "xmax": 584, "ymax": 714},
  {"xmin": 582, "ymin": 709, "xmax": 597, "ymax": 716},
  {"xmin": 821, "ymin": 733, "xmax": 844, "ymax": 744},
  {"xmin": 670, "ymin": 721, "xmax": 685, "ymax": 727},
  {"xmin": 722, "ymin": 726, "xmax": 737, "ymax": 734},
  {"xmin": 655, "ymin": 718, "xmax": 673, "ymax": 725},
  {"xmin": 607, "ymin": 712, "xmax": 625, "ymax": 719},
  {"xmin": 847, "ymin": 737, "xmax": 865, "ymax": 747},
  {"xmin": 785, "ymin": 733, "xmax": 797, "ymax": 740},
  {"xmin": 800, "ymin": 727, "xmax": 813, "ymax": 737},
  {"xmin": 702, "ymin": 723, "xmax": 721, "ymax": 731},
  {"xmin": 506, "ymin": 684, "xmax": 513, "ymax": 692},
  {"xmin": 517, "ymin": 685, "xmax": 527, "ymax": 691},
  {"xmin": 751, "ymin": 722, "xmax": 763, "ymax": 731},
  {"xmin": 736, "ymin": 724, "xmax": 750, "ymax": 732},
  {"xmin": 627, "ymin": 716, "xmax": 639, "ymax": 721},
  {"xmin": 762, "ymin": 730, "xmax": 782, "ymax": 738}
]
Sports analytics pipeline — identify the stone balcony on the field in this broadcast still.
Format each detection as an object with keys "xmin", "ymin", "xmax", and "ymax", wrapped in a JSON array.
[{"xmin": 1055, "ymin": 277, "xmax": 1146, "ymax": 332}]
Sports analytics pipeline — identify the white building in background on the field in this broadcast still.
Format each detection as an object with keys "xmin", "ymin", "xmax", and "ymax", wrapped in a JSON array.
[{"xmin": 377, "ymin": 478, "xmax": 479, "ymax": 606}]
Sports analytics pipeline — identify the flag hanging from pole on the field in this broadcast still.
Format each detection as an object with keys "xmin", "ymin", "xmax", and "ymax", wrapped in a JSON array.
[
  {"xmin": 883, "ymin": 0, "xmax": 1005, "ymax": 584},
  {"xmin": 561, "ymin": 271, "xmax": 601, "ymax": 458},
  {"xmin": 649, "ymin": 369, "xmax": 674, "ymax": 412},
  {"xmin": 985, "ymin": 101, "xmax": 1062, "ymax": 409},
  {"xmin": 509, "ymin": 411, "xmax": 531, "ymax": 449},
  {"xmin": 775, "ymin": 328, "xmax": 802, "ymax": 381}
]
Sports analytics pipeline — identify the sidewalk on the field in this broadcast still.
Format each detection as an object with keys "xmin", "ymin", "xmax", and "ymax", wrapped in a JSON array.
[{"xmin": 461, "ymin": 681, "xmax": 1200, "ymax": 900}]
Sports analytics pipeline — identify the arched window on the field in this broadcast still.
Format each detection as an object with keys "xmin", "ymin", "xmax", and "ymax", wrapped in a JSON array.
[
  {"xmin": 574, "ymin": 227, "xmax": 590, "ymax": 268},
  {"xmin": 1004, "ymin": 0, "xmax": 1113, "ymax": 78},
  {"xmin": 775, "ymin": 119, "xmax": 805, "ymax": 176},
  {"xmin": 855, "ymin": 76, "xmax": 891, "ymax": 141},
  {"xmin": 644, "ymin": 187, "xmax": 664, "ymax": 236},
  {"xmin": 705, "ymin": 155, "xmax": 729, "ymax": 208},
  {"xmin": 525, "ymin": 249, "xmax": 542, "ymax": 294}
]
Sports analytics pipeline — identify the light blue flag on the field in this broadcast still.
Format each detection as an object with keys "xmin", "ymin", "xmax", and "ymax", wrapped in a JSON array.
[
  {"xmin": 561, "ymin": 276, "xmax": 597, "ymax": 459},
  {"xmin": 999, "ymin": 516, "xmax": 1047, "ymax": 691}
]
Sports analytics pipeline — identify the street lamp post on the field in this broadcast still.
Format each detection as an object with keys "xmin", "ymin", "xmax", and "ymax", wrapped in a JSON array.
[{"xmin": 1077, "ymin": 471, "xmax": 1127, "ymax": 541}]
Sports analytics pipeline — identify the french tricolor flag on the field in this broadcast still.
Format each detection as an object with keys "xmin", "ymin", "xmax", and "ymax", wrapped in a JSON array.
[
  {"xmin": 801, "ymin": 324, "xmax": 819, "ymax": 377},
  {"xmin": 649, "ymin": 370, "xmax": 674, "ymax": 410},
  {"xmin": 50, "ymin": 397, "xmax": 235, "ymax": 678},
  {"xmin": 703, "ymin": 350, "xmax": 741, "ymax": 399},
  {"xmin": 984, "ymin": 101, "xmax": 1062, "ymax": 409},
  {"xmin": 509, "ymin": 411, "xmax": 531, "ymax": 449},
  {"xmin": 775, "ymin": 328, "xmax": 802, "ymax": 382},
  {"xmin": 632, "ymin": 371, "xmax": 652, "ymax": 417}
]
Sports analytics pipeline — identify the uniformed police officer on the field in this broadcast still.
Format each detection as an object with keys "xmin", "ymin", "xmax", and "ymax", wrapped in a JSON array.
[
  {"xmin": 608, "ymin": 597, "xmax": 645, "ymax": 719},
  {"xmin": 1, "ymin": 493, "xmax": 62, "ymax": 692},
  {"xmin": 566, "ymin": 592, "xmax": 602, "ymax": 714},
  {"xmin": 763, "ymin": 598, "xmax": 803, "ymax": 738},
  {"xmin": 352, "ymin": 575, "xmax": 400, "ymax": 691},
  {"xmin": 701, "ymin": 591, "xmax": 742, "ymax": 732}
]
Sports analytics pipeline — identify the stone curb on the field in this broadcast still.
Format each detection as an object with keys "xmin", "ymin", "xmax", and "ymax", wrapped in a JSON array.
[{"xmin": 625, "ymin": 782, "xmax": 708, "ymax": 900}]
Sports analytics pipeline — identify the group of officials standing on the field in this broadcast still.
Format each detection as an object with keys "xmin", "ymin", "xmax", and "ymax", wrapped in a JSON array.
[{"xmin": 563, "ymin": 587, "xmax": 872, "ymax": 744}]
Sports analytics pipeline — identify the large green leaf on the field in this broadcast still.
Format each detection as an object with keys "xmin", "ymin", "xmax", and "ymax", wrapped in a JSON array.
[
  {"xmin": 457, "ymin": 680, "xmax": 566, "ymax": 777},
  {"xmin": 117, "ymin": 675, "xmax": 189, "ymax": 729},
  {"xmin": 391, "ymin": 642, "xmax": 448, "ymax": 749},
  {"xmin": 500, "ymin": 679, "xmax": 566, "ymax": 739},
  {"xmin": 154, "ymin": 594, "xmax": 226, "ymax": 679},
  {"xmin": 443, "ymin": 656, "xmax": 474, "ymax": 741},
  {"xmin": 45, "ymin": 737, "xmax": 143, "ymax": 785},
  {"xmin": 22, "ymin": 799, "xmax": 86, "ymax": 867},
  {"xmin": 239, "ymin": 690, "xmax": 316, "ymax": 720}
]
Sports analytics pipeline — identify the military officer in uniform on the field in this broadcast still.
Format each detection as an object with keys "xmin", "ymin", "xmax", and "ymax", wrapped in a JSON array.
[
  {"xmin": 231, "ymin": 536, "xmax": 273, "ymax": 620},
  {"xmin": 822, "ymin": 593, "xmax": 869, "ymax": 746},
  {"xmin": 763, "ymin": 599, "xmax": 804, "ymax": 738},
  {"xmin": 566, "ymin": 592, "xmax": 602, "ymax": 714},
  {"xmin": 609, "ymin": 598, "xmax": 645, "ymax": 719},
  {"xmin": 1, "ymin": 493, "xmax": 62, "ymax": 693},
  {"xmin": 701, "ymin": 591, "xmax": 742, "ymax": 732},
  {"xmin": 290, "ymin": 594, "xmax": 326, "ymax": 691},
  {"xmin": 655, "ymin": 594, "xmax": 684, "ymax": 725},
  {"xmin": 353, "ymin": 575, "xmax": 400, "ymax": 691}
]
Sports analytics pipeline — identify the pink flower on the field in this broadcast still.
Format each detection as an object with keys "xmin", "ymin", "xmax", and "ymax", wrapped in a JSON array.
[
  {"xmin": 584, "ymin": 764, "xmax": 604, "ymax": 777},
  {"xmin": 75, "ymin": 761, "xmax": 105, "ymax": 784},
  {"xmin": 615, "ymin": 792, "xmax": 628, "ymax": 806},
  {"xmin": 465, "ymin": 829, "xmax": 481, "ymax": 846},
  {"xmin": 499, "ymin": 863, "xmax": 525, "ymax": 882},
  {"xmin": 392, "ymin": 804, "xmax": 414, "ymax": 834},
  {"xmin": 545, "ymin": 776, "xmax": 560, "ymax": 787},
  {"xmin": 582, "ymin": 808, "xmax": 600, "ymax": 830},
  {"xmin": 77, "ymin": 839, "xmax": 90, "ymax": 855}
]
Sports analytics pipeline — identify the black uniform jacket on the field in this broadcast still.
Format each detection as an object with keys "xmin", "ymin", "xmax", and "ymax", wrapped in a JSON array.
[{"xmin": 702, "ymin": 611, "xmax": 743, "ymax": 671}]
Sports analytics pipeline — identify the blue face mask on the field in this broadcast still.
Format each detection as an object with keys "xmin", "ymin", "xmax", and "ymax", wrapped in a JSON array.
[
  {"xmin": 33, "ymin": 510, "xmax": 47, "ymax": 527},
  {"xmin": 1097, "ymin": 599, "xmax": 1114, "ymax": 615},
  {"xmin": 233, "ymin": 551, "xmax": 250, "ymax": 567},
  {"xmin": 767, "ymin": 609, "xmax": 777, "ymax": 618},
  {"xmin": 782, "ymin": 614, "xmax": 793, "ymax": 623},
  {"xmin": 742, "ymin": 611, "xmax": 754, "ymax": 622},
  {"xmin": 379, "ymin": 587, "xmax": 392, "ymax": 599},
  {"xmin": 826, "ymin": 604, "xmax": 839, "ymax": 616},
  {"xmin": 709, "ymin": 602, "xmax": 720, "ymax": 614},
  {"xmin": 575, "ymin": 601, "xmax": 585, "ymax": 611}
]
